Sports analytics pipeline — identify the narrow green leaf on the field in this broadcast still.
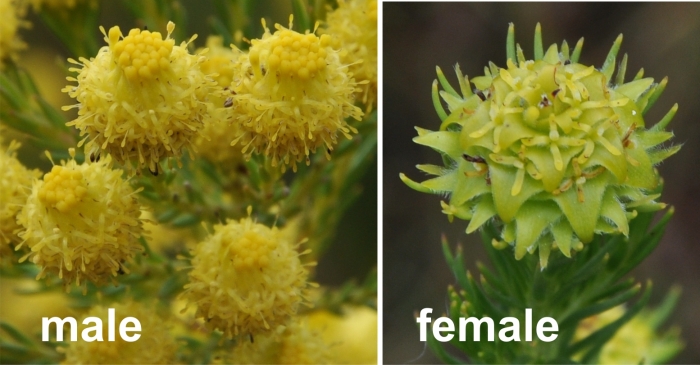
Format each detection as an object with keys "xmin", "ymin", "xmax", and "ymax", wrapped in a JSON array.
[
  {"xmin": 158, "ymin": 274, "xmax": 184, "ymax": 300},
  {"xmin": 0, "ymin": 342, "xmax": 29, "ymax": 356},
  {"xmin": 156, "ymin": 208, "xmax": 180, "ymax": 223},
  {"xmin": 617, "ymin": 208, "xmax": 673, "ymax": 277},
  {"xmin": 244, "ymin": 157, "xmax": 262, "ymax": 189},
  {"xmin": 475, "ymin": 262, "xmax": 501, "ymax": 292},
  {"xmin": 480, "ymin": 276, "xmax": 520, "ymax": 308},
  {"xmin": 171, "ymin": 213, "xmax": 199, "ymax": 227},
  {"xmin": 0, "ymin": 322, "xmax": 33, "ymax": 346},
  {"xmin": 627, "ymin": 211, "xmax": 655, "ymax": 247},
  {"xmin": 291, "ymin": 0, "xmax": 312, "ymax": 32},
  {"xmin": 481, "ymin": 224, "xmax": 517, "ymax": 287},
  {"xmin": 0, "ymin": 71, "xmax": 28, "ymax": 109},
  {"xmin": 578, "ymin": 284, "xmax": 652, "ymax": 363},
  {"xmin": 648, "ymin": 286, "xmax": 681, "ymax": 330},
  {"xmin": 2, "ymin": 111, "xmax": 42, "ymax": 137},
  {"xmin": 559, "ymin": 284, "xmax": 640, "ymax": 329},
  {"xmin": 344, "ymin": 130, "xmax": 377, "ymax": 188},
  {"xmin": 36, "ymin": 96, "xmax": 70, "ymax": 131},
  {"xmin": 427, "ymin": 331, "xmax": 465, "ymax": 364},
  {"xmin": 15, "ymin": 68, "xmax": 40, "ymax": 98},
  {"xmin": 470, "ymin": 273, "xmax": 507, "ymax": 318},
  {"xmin": 565, "ymin": 241, "xmax": 615, "ymax": 287},
  {"xmin": 441, "ymin": 236, "xmax": 455, "ymax": 269},
  {"xmin": 591, "ymin": 278, "xmax": 636, "ymax": 303},
  {"xmin": 532, "ymin": 268, "xmax": 549, "ymax": 301},
  {"xmin": 450, "ymin": 247, "xmax": 472, "ymax": 300},
  {"xmin": 208, "ymin": 17, "xmax": 234, "ymax": 48}
]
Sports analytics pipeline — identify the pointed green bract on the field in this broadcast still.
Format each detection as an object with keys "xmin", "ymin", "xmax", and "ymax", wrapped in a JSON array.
[
  {"xmin": 615, "ymin": 53, "xmax": 628, "ymax": 85},
  {"xmin": 402, "ymin": 24, "xmax": 679, "ymax": 267},
  {"xmin": 506, "ymin": 23, "xmax": 516, "ymax": 63},
  {"xmin": 432, "ymin": 80, "xmax": 448, "ymax": 121},
  {"xmin": 534, "ymin": 23, "xmax": 544, "ymax": 61},
  {"xmin": 571, "ymin": 37, "xmax": 584, "ymax": 63},
  {"xmin": 436, "ymin": 66, "xmax": 459, "ymax": 98},
  {"xmin": 602, "ymin": 34, "xmax": 623, "ymax": 83}
]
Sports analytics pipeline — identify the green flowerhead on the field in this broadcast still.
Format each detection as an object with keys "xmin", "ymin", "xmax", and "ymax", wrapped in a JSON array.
[{"xmin": 401, "ymin": 24, "xmax": 679, "ymax": 268}]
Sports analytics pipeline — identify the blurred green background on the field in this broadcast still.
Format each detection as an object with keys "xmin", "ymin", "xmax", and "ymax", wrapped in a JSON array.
[{"xmin": 383, "ymin": 3, "xmax": 700, "ymax": 364}]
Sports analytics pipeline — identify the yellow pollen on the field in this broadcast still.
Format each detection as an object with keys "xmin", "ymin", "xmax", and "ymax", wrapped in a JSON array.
[
  {"xmin": 37, "ymin": 165, "xmax": 87, "ymax": 213},
  {"xmin": 262, "ymin": 29, "xmax": 329, "ymax": 80},
  {"xmin": 110, "ymin": 26, "xmax": 175, "ymax": 82},
  {"xmin": 229, "ymin": 231, "xmax": 276, "ymax": 270}
]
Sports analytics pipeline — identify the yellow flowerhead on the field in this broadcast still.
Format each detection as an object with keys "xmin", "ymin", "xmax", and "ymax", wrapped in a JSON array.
[
  {"xmin": 17, "ymin": 150, "xmax": 145, "ymax": 291},
  {"xmin": 183, "ymin": 208, "xmax": 312, "ymax": 338},
  {"xmin": 325, "ymin": 0, "xmax": 378, "ymax": 111},
  {"xmin": 63, "ymin": 21, "xmax": 218, "ymax": 175},
  {"xmin": 198, "ymin": 35, "xmax": 239, "ymax": 88},
  {"xmin": 0, "ymin": 139, "xmax": 41, "ymax": 258},
  {"xmin": 0, "ymin": 0, "xmax": 29, "ymax": 67},
  {"xmin": 220, "ymin": 317, "xmax": 330, "ymax": 364},
  {"xmin": 307, "ymin": 306, "xmax": 378, "ymax": 364},
  {"xmin": 574, "ymin": 305, "xmax": 683, "ymax": 364},
  {"xmin": 193, "ymin": 37, "xmax": 246, "ymax": 165},
  {"xmin": 228, "ymin": 17, "xmax": 362, "ymax": 172},
  {"xmin": 195, "ymin": 118, "xmax": 244, "ymax": 166},
  {"xmin": 28, "ymin": 0, "xmax": 90, "ymax": 10},
  {"xmin": 60, "ymin": 301, "xmax": 177, "ymax": 364}
]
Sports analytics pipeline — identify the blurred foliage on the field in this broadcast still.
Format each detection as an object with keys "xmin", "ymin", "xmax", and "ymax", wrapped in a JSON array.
[{"xmin": 431, "ymin": 209, "xmax": 682, "ymax": 364}]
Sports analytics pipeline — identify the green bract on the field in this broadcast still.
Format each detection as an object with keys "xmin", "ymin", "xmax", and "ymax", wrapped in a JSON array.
[{"xmin": 401, "ymin": 24, "xmax": 679, "ymax": 268}]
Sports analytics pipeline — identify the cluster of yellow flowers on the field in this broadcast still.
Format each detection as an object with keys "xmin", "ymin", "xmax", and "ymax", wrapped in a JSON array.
[
  {"xmin": 59, "ymin": 301, "xmax": 178, "ymax": 364},
  {"xmin": 0, "ymin": 0, "xmax": 29, "ymax": 66},
  {"xmin": 0, "ymin": 137, "xmax": 41, "ymax": 258},
  {"xmin": 194, "ymin": 36, "xmax": 244, "ymax": 165},
  {"xmin": 0, "ymin": 1, "xmax": 377, "ymax": 363},
  {"xmin": 61, "ymin": 13, "xmax": 369, "ymax": 174},
  {"xmin": 324, "ymin": 0, "xmax": 378, "ymax": 111}
]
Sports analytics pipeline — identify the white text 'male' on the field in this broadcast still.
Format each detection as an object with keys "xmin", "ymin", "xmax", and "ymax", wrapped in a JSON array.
[{"xmin": 42, "ymin": 308, "xmax": 141, "ymax": 342}]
